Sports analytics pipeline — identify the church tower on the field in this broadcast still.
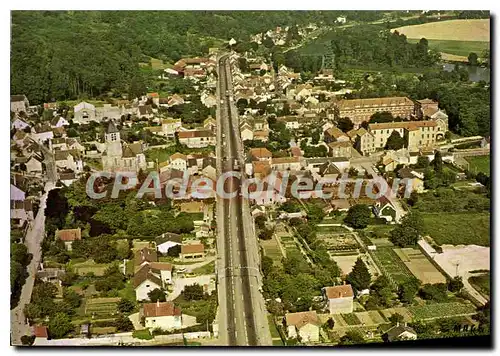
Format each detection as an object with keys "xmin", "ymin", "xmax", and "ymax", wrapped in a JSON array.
[{"xmin": 105, "ymin": 120, "xmax": 122, "ymax": 158}]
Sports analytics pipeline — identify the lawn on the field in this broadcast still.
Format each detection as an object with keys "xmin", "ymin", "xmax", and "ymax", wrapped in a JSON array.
[
  {"xmin": 371, "ymin": 247, "xmax": 414, "ymax": 285},
  {"xmin": 191, "ymin": 261, "xmax": 215, "ymax": 275},
  {"xmin": 422, "ymin": 212, "xmax": 490, "ymax": 247},
  {"xmin": 466, "ymin": 156, "xmax": 490, "ymax": 176},
  {"xmin": 316, "ymin": 225, "xmax": 350, "ymax": 234},
  {"xmin": 469, "ymin": 272, "xmax": 490, "ymax": 300},
  {"xmin": 72, "ymin": 260, "xmax": 111, "ymax": 276}
]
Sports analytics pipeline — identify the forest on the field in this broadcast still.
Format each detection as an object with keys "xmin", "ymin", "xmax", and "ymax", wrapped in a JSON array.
[{"xmin": 11, "ymin": 11, "xmax": 388, "ymax": 104}]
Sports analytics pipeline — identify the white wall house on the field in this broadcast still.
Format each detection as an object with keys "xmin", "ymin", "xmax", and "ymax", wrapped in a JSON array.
[{"xmin": 141, "ymin": 301, "xmax": 182, "ymax": 330}]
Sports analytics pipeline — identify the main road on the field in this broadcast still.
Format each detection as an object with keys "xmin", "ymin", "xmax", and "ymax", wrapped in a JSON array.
[{"xmin": 215, "ymin": 52, "xmax": 272, "ymax": 346}]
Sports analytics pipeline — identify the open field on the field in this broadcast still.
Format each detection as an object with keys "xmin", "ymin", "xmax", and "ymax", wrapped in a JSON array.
[
  {"xmin": 469, "ymin": 272, "xmax": 490, "ymax": 300},
  {"xmin": 330, "ymin": 254, "xmax": 361, "ymax": 276},
  {"xmin": 466, "ymin": 155, "xmax": 490, "ymax": 176},
  {"xmin": 393, "ymin": 248, "xmax": 446, "ymax": 284},
  {"xmin": 392, "ymin": 19, "xmax": 490, "ymax": 42},
  {"xmin": 372, "ymin": 247, "xmax": 413, "ymax": 284},
  {"xmin": 406, "ymin": 39, "xmax": 489, "ymax": 57},
  {"xmin": 422, "ymin": 212, "xmax": 490, "ymax": 247}
]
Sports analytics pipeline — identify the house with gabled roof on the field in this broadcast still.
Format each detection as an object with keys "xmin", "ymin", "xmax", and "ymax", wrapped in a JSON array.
[
  {"xmin": 55, "ymin": 228, "xmax": 82, "ymax": 251},
  {"xmin": 133, "ymin": 265, "xmax": 163, "ymax": 301},
  {"xmin": 140, "ymin": 301, "xmax": 182, "ymax": 330},
  {"xmin": 323, "ymin": 284, "xmax": 354, "ymax": 314},
  {"xmin": 284, "ymin": 311, "xmax": 321, "ymax": 342}
]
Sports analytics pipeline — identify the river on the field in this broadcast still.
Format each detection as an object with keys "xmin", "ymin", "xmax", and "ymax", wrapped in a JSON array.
[{"xmin": 442, "ymin": 63, "xmax": 490, "ymax": 83}]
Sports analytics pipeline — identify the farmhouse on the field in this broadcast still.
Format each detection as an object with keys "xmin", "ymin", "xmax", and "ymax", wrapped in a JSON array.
[
  {"xmin": 322, "ymin": 284, "xmax": 354, "ymax": 314},
  {"xmin": 177, "ymin": 130, "xmax": 216, "ymax": 148}
]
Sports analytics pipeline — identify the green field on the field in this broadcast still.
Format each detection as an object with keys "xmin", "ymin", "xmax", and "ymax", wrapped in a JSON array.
[
  {"xmin": 407, "ymin": 39, "xmax": 489, "ymax": 57},
  {"xmin": 469, "ymin": 273, "xmax": 490, "ymax": 299},
  {"xmin": 466, "ymin": 155, "xmax": 490, "ymax": 176},
  {"xmin": 408, "ymin": 302, "xmax": 476, "ymax": 321},
  {"xmin": 422, "ymin": 212, "xmax": 490, "ymax": 246},
  {"xmin": 372, "ymin": 247, "xmax": 414, "ymax": 284}
]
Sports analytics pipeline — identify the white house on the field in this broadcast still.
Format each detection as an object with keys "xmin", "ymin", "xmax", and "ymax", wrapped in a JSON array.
[
  {"xmin": 156, "ymin": 233, "xmax": 183, "ymax": 255},
  {"xmin": 323, "ymin": 284, "xmax": 354, "ymax": 314},
  {"xmin": 50, "ymin": 116, "xmax": 70, "ymax": 128},
  {"xmin": 11, "ymin": 118, "xmax": 30, "ymax": 131},
  {"xmin": 73, "ymin": 102, "xmax": 96, "ymax": 124},
  {"xmin": 11, "ymin": 95, "xmax": 29, "ymax": 113},
  {"xmin": 285, "ymin": 311, "xmax": 321, "ymax": 343},
  {"xmin": 177, "ymin": 130, "xmax": 216, "ymax": 148},
  {"xmin": 141, "ymin": 301, "xmax": 182, "ymax": 330},
  {"xmin": 133, "ymin": 265, "xmax": 163, "ymax": 301},
  {"xmin": 26, "ymin": 156, "xmax": 43, "ymax": 174},
  {"xmin": 169, "ymin": 153, "xmax": 188, "ymax": 171}
]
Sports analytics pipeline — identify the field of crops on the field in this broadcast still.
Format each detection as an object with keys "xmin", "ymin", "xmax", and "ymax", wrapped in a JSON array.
[
  {"xmin": 371, "ymin": 247, "xmax": 413, "ymax": 284},
  {"xmin": 342, "ymin": 313, "xmax": 361, "ymax": 326},
  {"xmin": 407, "ymin": 39, "xmax": 489, "ymax": 57},
  {"xmin": 84, "ymin": 297, "xmax": 120, "ymax": 317},
  {"xmin": 392, "ymin": 19, "xmax": 490, "ymax": 42},
  {"xmin": 422, "ymin": 212, "xmax": 490, "ymax": 247},
  {"xmin": 408, "ymin": 302, "xmax": 477, "ymax": 321}
]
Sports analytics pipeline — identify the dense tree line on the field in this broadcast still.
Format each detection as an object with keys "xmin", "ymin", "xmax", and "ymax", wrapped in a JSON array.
[{"xmin": 10, "ymin": 11, "xmax": 389, "ymax": 103}]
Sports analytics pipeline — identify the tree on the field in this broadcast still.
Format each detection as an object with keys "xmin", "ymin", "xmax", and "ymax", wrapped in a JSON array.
[
  {"xmin": 48, "ymin": 312, "xmax": 73, "ymax": 339},
  {"xmin": 447, "ymin": 276, "xmax": 464, "ymax": 292},
  {"xmin": 468, "ymin": 52, "xmax": 478, "ymax": 66},
  {"xmin": 183, "ymin": 284, "xmax": 205, "ymax": 301},
  {"xmin": 344, "ymin": 204, "xmax": 371, "ymax": 229},
  {"xmin": 166, "ymin": 244, "xmax": 181, "ymax": 257},
  {"xmin": 326, "ymin": 317, "xmax": 335, "ymax": 329},
  {"xmin": 398, "ymin": 277, "xmax": 421, "ymax": 304},
  {"xmin": 254, "ymin": 215, "xmax": 267, "ymax": 230},
  {"xmin": 337, "ymin": 117, "xmax": 354, "ymax": 132},
  {"xmin": 419, "ymin": 283, "xmax": 448, "ymax": 302},
  {"xmin": 346, "ymin": 257, "xmax": 371, "ymax": 292},
  {"xmin": 21, "ymin": 335, "xmax": 36, "ymax": 346},
  {"xmin": 385, "ymin": 131, "xmax": 405, "ymax": 150},
  {"xmin": 117, "ymin": 298, "xmax": 135, "ymax": 314},
  {"xmin": 115, "ymin": 314, "xmax": 134, "ymax": 332},
  {"xmin": 261, "ymin": 255, "xmax": 274, "ymax": 276},
  {"xmin": 258, "ymin": 228, "xmax": 274, "ymax": 240},
  {"xmin": 432, "ymin": 150, "xmax": 443, "ymax": 173},
  {"xmin": 389, "ymin": 313, "xmax": 405, "ymax": 325},
  {"xmin": 340, "ymin": 330, "xmax": 365, "ymax": 345},
  {"xmin": 415, "ymin": 156, "xmax": 430, "ymax": 169},
  {"xmin": 389, "ymin": 212, "xmax": 424, "ymax": 247},
  {"xmin": 62, "ymin": 288, "xmax": 82, "ymax": 309},
  {"xmin": 148, "ymin": 288, "xmax": 166, "ymax": 303}
]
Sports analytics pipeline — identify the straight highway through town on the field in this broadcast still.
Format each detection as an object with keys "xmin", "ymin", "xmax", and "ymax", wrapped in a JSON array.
[{"xmin": 215, "ymin": 53, "xmax": 272, "ymax": 346}]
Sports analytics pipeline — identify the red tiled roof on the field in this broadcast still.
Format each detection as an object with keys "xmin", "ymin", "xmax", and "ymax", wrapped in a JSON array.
[
  {"xmin": 56, "ymin": 228, "xmax": 81, "ymax": 242},
  {"xmin": 33, "ymin": 325, "xmax": 48, "ymax": 338},
  {"xmin": 143, "ymin": 301, "xmax": 181, "ymax": 318},
  {"xmin": 181, "ymin": 244, "xmax": 205, "ymax": 254},
  {"xmin": 324, "ymin": 285, "xmax": 354, "ymax": 299}
]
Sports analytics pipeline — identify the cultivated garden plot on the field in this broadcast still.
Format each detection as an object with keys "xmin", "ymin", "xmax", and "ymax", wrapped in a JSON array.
[
  {"xmin": 393, "ymin": 248, "xmax": 446, "ymax": 284},
  {"xmin": 83, "ymin": 297, "xmax": 120, "ymax": 318},
  {"xmin": 371, "ymin": 247, "xmax": 414, "ymax": 284},
  {"xmin": 408, "ymin": 302, "xmax": 477, "ymax": 321}
]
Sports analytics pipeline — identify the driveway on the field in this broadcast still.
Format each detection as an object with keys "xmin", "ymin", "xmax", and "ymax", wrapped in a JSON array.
[
  {"xmin": 167, "ymin": 275, "xmax": 216, "ymax": 301},
  {"xmin": 173, "ymin": 256, "xmax": 216, "ymax": 273}
]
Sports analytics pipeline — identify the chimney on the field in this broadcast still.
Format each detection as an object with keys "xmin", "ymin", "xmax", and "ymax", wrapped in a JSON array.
[
  {"xmin": 396, "ymin": 321, "xmax": 400, "ymax": 327},
  {"xmin": 157, "ymin": 300, "xmax": 160, "ymax": 308}
]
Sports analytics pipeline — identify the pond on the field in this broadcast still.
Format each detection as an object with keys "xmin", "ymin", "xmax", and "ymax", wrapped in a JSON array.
[{"xmin": 442, "ymin": 63, "xmax": 490, "ymax": 82}]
